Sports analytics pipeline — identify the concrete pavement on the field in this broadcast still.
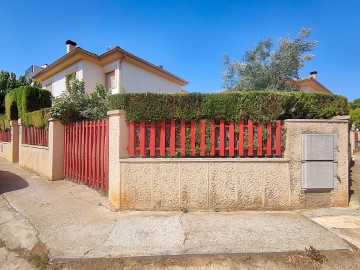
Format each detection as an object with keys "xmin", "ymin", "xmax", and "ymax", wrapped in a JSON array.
[{"xmin": 0, "ymin": 156, "xmax": 359, "ymax": 263}]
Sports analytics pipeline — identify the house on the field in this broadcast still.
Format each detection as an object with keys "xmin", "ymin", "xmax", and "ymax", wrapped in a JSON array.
[
  {"xmin": 293, "ymin": 71, "xmax": 332, "ymax": 94},
  {"xmin": 33, "ymin": 40, "xmax": 188, "ymax": 97},
  {"xmin": 24, "ymin": 64, "xmax": 48, "ymax": 80}
]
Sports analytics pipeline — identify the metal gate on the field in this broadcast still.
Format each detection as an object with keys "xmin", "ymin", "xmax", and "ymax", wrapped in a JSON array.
[{"xmin": 64, "ymin": 120, "xmax": 109, "ymax": 189}]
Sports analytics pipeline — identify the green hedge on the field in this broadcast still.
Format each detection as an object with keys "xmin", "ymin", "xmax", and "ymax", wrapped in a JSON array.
[
  {"xmin": 109, "ymin": 91, "xmax": 348, "ymax": 122},
  {"xmin": 22, "ymin": 108, "xmax": 50, "ymax": 128},
  {"xmin": 0, "ymin": 114, "xmax": 9, "ymax": 131},
  {"xmin": 5, "ymin": 86, "xmax": 52, "ymax": 120}
]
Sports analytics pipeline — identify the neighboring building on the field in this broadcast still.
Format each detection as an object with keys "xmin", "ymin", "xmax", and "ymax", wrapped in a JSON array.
[
  {"xmin": 33, "ymin": 40, "xmax": 188, "ymax": 97},
  {"xmin": 24, "ymin": 64, "xmax": 47, "ymax": 80},
  {"xmin": 293, "ymin": 71, "xmax": 333, "ymax": 94}
]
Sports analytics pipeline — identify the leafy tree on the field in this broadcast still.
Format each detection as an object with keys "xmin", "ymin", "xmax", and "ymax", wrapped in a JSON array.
[
  {"xmin": 51, "ymin": 78, "xmax": 110, "ymax": 123},
  {"xmin": 349, "ymin": 98, "xmax": 360, "ymax": 129},
  {"xmin": 0, "ymin": 70, "xmax": 42, "ymax": 113},
  {"xmin": 222, "ymin": 28, "xmax": 317, "ymax": 91}
]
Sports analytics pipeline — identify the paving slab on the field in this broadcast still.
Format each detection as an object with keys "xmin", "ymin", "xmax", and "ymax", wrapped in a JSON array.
[{"xmin": 0, "ymin": 159, "xmax": 352, "ymax": 262}]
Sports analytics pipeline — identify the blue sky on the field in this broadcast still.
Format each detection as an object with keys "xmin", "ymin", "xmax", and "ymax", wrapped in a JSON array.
[{"xmin": 0, "ymin": 0, "xmax": 359, "ymax": 101}]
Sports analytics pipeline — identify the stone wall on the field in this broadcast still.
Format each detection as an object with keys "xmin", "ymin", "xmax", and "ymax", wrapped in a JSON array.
[
  {"xmin": 19, "ymin": 119, "xmax": 64, "ymax": 181},
  {"xmin": 0, "ymin": 121, "xmax": 19, "ymax": 163},
  {"xmin": 118, "ymin": 159, "xmax": 290, "ymax": 211},
  {"xmin": 284, "ymin": 118, "xmax": 349, "ymax": 208}
]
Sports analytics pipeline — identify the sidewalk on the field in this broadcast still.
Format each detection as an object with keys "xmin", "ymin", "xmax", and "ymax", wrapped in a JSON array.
[{"xmin": 0, "ymin": 157, "xmax": 359, "ymax": 263}]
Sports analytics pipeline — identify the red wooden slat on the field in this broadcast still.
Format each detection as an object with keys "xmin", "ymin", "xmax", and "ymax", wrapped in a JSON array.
[
  {"xmin": 219, "ymin": 120, "xmax": 225, "ymax": 156},
  {"xmin": 276, "ymin": 120, "xmax": 282, "ymax": 157},
  {"xmin": 81, "ymin": 122, "xmax": 85, "ymax": 182},
  {"xmin": 96, "ymin": 120, "xmax": 100, "ymax": 187},
  {"xmin": 266, "ymin": 122, "xmax": 272, "ymax": 157},
  {"xmin": 181, "ymin": 121, "xmax": 186, "ymax": 156},
  {"xmin": 150, "ymin": 122, "xmax": 156, "ymax": 156},
  {"xmin": 248, "ymin": 120, "xmax": 254, "ymax": 156},
  {"xmin": 239, "ymin": 120, "xmax": 244, "ymax": 156},
  {"xmin": 210, "ymin": 120, "xmax": 215, "ymax": 156},
  {"xmin": 77, "ymin": 122, "xmax": 81, "ymax": 179},
  {"xmin": 190, "ymin": 120, "xmax": 196, "ymax": 156},
  {"xmin": 84, "ymin": 122, "xmax": 88, "ymax": 184},
  {"xmin": 170, "ymin": 120, "xmax": 176, "ymax": 156},
  {"xmin": 105, "ymin": 119, "xmax": 109, "ymax": 189},
  {"xmin": 71, "ymin": 123, "xmax": 74, "ymax": 178},
  {"xmin": 64, "ymin": 125, "xmax": 68, "ymax": 177},
  {"xmin": 229, "ymin": 120, "xmax": 234, "ymax": 157},
  {"xmin": 129, "ymin": 122, "xmax": 135, "ymax": 156},
  {"xmin": 101, "ymin": 120, "xmax": 105, "ymax": 188},
  {"xmin": 257, "ymin": 122, "xmax": 262, "ymax": 156},
  {"xmin": 140, "ymin": 121, "xmax": 146, "ymax": 157},
  {"xmin": 160, "ymin": 120, "xmax": 166, "ymax": 156},
  {"xmin": 200, "ymin": 119, "xmax": 206, "ymax": 156}
]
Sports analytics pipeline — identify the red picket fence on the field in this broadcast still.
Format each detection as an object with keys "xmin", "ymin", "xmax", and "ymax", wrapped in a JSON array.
[
  {"xmin": 64, "ymin": 120, "xmax": 109, "ymax": 189},
  {"xmin": 23, "ymin": 126, "xmax": 48, "ymax": 146},
  {"xmin": 129, "ymin": 119, "xmax": 284, "ymax": 158},
  {"xmin": 0, "ymin": 129, "xmax": 11, "ymax": 142}
]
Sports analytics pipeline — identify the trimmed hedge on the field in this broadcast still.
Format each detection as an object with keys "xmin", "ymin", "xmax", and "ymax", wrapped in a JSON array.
[
  {"xmin": 5, "ymin": 86, "xmax": 52, "ymax": 120},
  {"xmin": 0, "ymin": 114, "xmax": 9, "ymax": 131},
  {"xmin": 109, "ymin": 91, "xmax": 348, "ymax": 122},
  {"xmin": 22, "ymin": 108, "xmax": 50, "ymax": 128}
]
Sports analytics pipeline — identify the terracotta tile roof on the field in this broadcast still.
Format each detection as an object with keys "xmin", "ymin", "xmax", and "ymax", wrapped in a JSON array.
[{"xmin": 33, "ymin": 46, "xmax": 188, "ymax": 85}]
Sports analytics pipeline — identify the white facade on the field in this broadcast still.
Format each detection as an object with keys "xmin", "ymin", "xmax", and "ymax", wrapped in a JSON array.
[
  {"xmin": 122, "ymin": 62, "xmax": 181, "ymax": 93},
  {"xmin": 43, "ymin": 59, "xmax": 183, "ymax": 97}
]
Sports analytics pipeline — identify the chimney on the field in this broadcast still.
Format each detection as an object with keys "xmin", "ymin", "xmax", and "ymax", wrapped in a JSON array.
[
  {"xmin": 66, "ymin": 40, "xmax": 77, "ymax": 53},
  {"xmin": 310, "ymin": 71, "xmax": 318, "ymax": 80}
]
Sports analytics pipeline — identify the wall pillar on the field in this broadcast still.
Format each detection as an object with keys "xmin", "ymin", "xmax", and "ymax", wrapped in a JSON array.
[
  {"xmin": 107, "ymin": 110, "xmax": 128, "ymax": 211},
  {"xmin": 48, "ymin": 118, "xmax": 64, "ymax": 180},
  {"xmin": 8, "ymin": 120, "xmax": 19, "ymax": 163}
]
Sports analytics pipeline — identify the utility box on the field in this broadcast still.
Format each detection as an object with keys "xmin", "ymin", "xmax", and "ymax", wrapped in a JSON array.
[{"xmin": 301, "ymin": 134, "xmax": 338, "ymax": 190}]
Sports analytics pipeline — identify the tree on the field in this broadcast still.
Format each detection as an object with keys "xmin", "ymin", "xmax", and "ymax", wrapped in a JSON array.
[
  {"xmin": 222, "ymin": 28, "xmax": 317, "ymax": 91},
  {"xmin": 50, "ymin": 78, "xmax": 111, "ymax": 123},
  {"xmin": 349, "ymin": 98, "xmax": 360, "ymax": 129},
  {"xmin": 0, "ymin": 70, "xmax": 42, "ymax": 114}
]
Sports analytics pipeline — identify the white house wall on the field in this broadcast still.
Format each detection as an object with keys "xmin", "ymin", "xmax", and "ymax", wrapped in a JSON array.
[
  {"xmin": 121, "ymin": 61, "xmax": 181, "ymax": 93},
  {"xmin": 102, "ymin": 60, "xmax": 121, "ymax": 94},
  {"xmin": 82, "ymin": 60, "xmax": 103, "ymax": 94},
  {"xmin": 42, "ymin": 61, "xmax": 84, "ymax": 97}
]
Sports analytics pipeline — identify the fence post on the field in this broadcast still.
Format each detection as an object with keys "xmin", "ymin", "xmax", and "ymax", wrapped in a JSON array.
[
  {"xmin": 48, "ymin": 118, "xmax": 65, "ymax": 180},
  {"xmin": 8, "ymin": 120, "xmax": 19, "ymax": 162},
  {"xmin": 107, "ymin": 110, "xmax": 128, "ymax": 211}
]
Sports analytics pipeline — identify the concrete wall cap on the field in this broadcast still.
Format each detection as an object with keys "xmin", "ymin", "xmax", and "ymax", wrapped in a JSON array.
[
  {"xmin": 48, "ymin": 118, "xmax": 60, "ymax": 122},
  {"xmin": 284, "ymin": 119, "xmax": 349, "ymax": 124},
  {"xmin": 119, "ymin": 158, "xmax": 290, "ymax": 163},
  {"xmin": 107, "ymin": 110, "xmax": 127, "ymax": 116},
  {"xmin": 332, "ymin": 115, "xmax": 351, "ymax": 120}
]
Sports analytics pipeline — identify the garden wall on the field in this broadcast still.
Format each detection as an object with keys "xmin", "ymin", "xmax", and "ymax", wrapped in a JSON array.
[
  {"xmin": 108, "ymin": 110, "xmax": 350, "ymax": 211},
  {"xmin": 19, "ymin": 119, "xmax": 64, "ymax": 180},
  {"xmin": 0, "ymin": 121, "xmax": 19, "ymax": 163}
]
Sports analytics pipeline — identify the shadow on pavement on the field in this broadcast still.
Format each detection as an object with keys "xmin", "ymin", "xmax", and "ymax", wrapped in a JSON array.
[{"xmin": 0, "ymin": 170, "xmax": 29, "ymax": 194}]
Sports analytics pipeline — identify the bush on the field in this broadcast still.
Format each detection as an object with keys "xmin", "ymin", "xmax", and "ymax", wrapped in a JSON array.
[
  {"xmin": 109, "ymin": 91, "xmax": 348, "ymax": 122},
  {"xmin": 5, "ymin": 86, "xmax": 51, "ymax": 120},
  {"xmin": 0, "ymin": 114, "xmax": 9, "ymax": 131},
  {"xmin": 22, "ymin": 108, "xmax": 50, "ymax": 128},
  {"xmin": 50, "ymin": 79, "xmax": 110, "ymax": 124}
]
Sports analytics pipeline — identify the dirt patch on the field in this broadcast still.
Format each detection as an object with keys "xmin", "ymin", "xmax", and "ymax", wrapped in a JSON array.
[{"xmin": 46, "ymin": 249, "xmax": 360, "ymax": 270}]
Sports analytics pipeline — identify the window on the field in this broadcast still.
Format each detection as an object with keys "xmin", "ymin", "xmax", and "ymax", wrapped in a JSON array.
[
  {"xmin": 45, "ymin": 83, "xmax": 52, "ymax": 92},
  {"xmin": 65, "ymin": 73, "xmax": 76, "ymax": 90},
  {"xmin": 105, "ymin": 71, "xmax": 116, "ymax": 90}
]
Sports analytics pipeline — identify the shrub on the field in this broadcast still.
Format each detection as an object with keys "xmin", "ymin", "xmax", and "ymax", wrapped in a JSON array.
[
  {"xmin": 22, "ymin": 108, "xmax": 50, "ymax": 128},
  {"xmin": 50, "ymin": 79, "xmax": 110, "ymax": 124},
  {"xmin": 109, "ymin": 91, "xmax": 348, "ymax": 122},
  {"xmin": 0, "ymin": 114, "xmax": 9, "ymax": 131},
  {"xmin": 5, "ymin": 86, "xmax": 51, "ymax": 120}
]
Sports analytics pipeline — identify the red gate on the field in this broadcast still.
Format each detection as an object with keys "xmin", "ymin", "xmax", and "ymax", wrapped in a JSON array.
[{"xmin": 64, "ymin": 120, "xmax": 109, "ymax": 189}]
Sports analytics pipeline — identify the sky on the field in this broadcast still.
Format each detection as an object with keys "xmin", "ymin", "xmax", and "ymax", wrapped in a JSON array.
[{"xmin": 0, "ymin": 0, "xmax": 359, "ymax": 101}]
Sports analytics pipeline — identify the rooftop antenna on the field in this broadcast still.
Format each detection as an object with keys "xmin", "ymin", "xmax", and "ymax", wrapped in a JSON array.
[{"xmin": 106, "ymin": 46, "xmax": 112, "ymax": 51}]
